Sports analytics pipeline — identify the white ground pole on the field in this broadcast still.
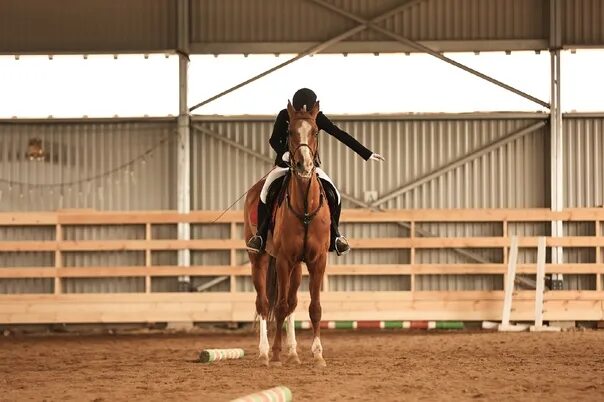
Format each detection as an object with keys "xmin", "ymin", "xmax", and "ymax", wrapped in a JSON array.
[
  {"xmin": 531, "ymin": 237, "xmax": 561, "ymax": 332},
  {"xmin": 499, "ymin": 236, "xmax": 528, "ymax": 332},
  {"xmin": 177, "ymin": 0, "xmax": 191, "ymax": 285}
]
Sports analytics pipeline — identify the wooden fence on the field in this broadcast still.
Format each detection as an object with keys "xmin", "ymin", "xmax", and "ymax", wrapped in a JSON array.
[{"xmin": 1, "ymin": 208, "xmax": 603, "ymax": 324}]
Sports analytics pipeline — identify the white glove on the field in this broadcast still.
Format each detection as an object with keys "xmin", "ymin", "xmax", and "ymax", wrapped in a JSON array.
[
  {"xmin": 282, "ymin": 152, "xmax": 290, "ymax": 162},
  {"xmin": 369, "ymin": 153, "xmax": 385, "ymax": 162}
]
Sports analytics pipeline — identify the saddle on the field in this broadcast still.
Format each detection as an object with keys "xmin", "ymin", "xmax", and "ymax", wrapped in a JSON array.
[
  {"xmin": 267, "ymin": 173, "xmax": 290, "ymax": 230},
  {"xmin": 249, "ymin": 172, "xmax": 289, "ymax": 229}
]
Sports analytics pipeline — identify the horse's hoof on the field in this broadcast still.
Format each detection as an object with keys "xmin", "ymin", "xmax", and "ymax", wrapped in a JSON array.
[
  {"xmin": 270, "ymin": 360, "xmax": 283, "ymax": 367},
  {"xmin": 258, "ymin": 354, "xmax": 269, "ymax": 367},
  {"xmin": 313, "ymin": 356, "xmax": 327, "ymax": 367},
  {"xmin": 286, "ymin": 353, "xmax": 301, "ymax": 365}
]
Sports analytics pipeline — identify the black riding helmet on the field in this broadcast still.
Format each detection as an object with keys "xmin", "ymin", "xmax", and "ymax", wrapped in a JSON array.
[{"xmin": 292, "ymin": 88, "xmax": 317, "ymax": 111}]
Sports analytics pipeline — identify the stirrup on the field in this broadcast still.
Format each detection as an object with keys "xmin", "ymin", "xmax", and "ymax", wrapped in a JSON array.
[
  {"xmin": 246, "ymin": 235, "xmax": 265, "ymax": 254},
  {"xmin": 335, "ymin": 236, "xmax": 350, "ymax": 256}
]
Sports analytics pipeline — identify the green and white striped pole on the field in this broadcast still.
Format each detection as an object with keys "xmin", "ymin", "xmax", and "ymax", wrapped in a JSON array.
[
  {"xmin": 231, "ymin": 386, "xmax": 293, "ymax": 402},
  {"xmin": 199, "ymin": 348, "xmax": 245, "ymax": 363},
  {"xmin": 293, "ymin": 320, "xmax": 464, "ymax": 330}
]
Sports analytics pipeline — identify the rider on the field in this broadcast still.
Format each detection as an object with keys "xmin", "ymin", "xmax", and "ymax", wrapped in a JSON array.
[{"xmin": 246, "ymin": 88, "xmax": 384, "ymax": 256}]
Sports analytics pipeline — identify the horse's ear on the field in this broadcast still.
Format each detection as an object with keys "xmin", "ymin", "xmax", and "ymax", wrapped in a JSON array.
[
  {"xmin": 287, "ymin": 100, "xmax": 295, "ymax": 120},
  {"xmin": 310, "ymin": 101, "xmax": 320, "ymax": 119}
]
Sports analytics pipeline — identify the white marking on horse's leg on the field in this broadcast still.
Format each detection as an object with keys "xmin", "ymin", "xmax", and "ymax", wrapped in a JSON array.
[
  {"xmin": 311, "ymin": 336, "xmax": 323, "ymax": 357},
  {"xmin": 259, "ymin": 318, "xmax": 269, "ymax": 357},
  {"xmin": 311, "ymin": 336, "xmax": 326, "ymax": 366},
  {"xmin": 286, "ymin": 313, "xmax": 297, "ymax": 354}
]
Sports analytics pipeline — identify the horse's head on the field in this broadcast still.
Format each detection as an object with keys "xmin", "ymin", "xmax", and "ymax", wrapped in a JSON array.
[{"xmin": 287, "ymin": 100, "xmax": 320, "ymax": 179}]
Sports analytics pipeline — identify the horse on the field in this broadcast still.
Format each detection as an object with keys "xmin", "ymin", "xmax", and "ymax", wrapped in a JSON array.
[{"xmin": 243, "ymin": 101, "xmax": 331, "ymax": 367}]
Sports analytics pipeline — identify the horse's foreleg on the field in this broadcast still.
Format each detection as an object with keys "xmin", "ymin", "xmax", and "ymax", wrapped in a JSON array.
[
  {"xmin": 251, "ymin": 254, "xmax": 270, "ymax": 366},
  {"xmin": 270, "ymin": 257, "xmax": 291, "ymax": 366},
  {"xmin": 285, "ymin": 263, "xmax": 302, "ymax": 365},
  {"xmin": 307, "ymin": 255, "xmax": 327, "ymax": 367}
]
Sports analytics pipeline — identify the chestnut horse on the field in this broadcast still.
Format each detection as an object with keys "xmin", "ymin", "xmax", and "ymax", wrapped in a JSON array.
[{"xmin": 244, "ymin": 101, "xmax": 331, "ymax": 367}]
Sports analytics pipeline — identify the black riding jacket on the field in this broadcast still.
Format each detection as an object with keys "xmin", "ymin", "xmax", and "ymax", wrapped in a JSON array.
[{"xmin": 269, "ymin": 109, "xmax": 373, "ymax": 168}]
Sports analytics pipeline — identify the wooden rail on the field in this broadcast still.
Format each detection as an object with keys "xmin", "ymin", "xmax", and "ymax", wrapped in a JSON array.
[{"xmin": 0, "ymin": 208, "xmax": 603, "ymax": 324}]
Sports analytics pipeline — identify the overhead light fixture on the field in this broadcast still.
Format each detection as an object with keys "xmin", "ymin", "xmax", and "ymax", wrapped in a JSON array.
[{"xmin": 26, "ymin": 138, "xmax": 46, "ymax": 161}]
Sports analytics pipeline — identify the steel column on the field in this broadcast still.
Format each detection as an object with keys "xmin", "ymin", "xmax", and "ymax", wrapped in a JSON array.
[
  {"xmin": 177, "ymin": 0, "xmax": 191, "ymax": 286},
  {"xmin": 550, "ymin": 0, "xmax": 564, "ymax": 284}
]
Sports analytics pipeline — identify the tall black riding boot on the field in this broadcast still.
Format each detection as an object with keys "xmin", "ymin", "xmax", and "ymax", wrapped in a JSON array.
[
  {"xmin": 246, "ymin": 201, "xmax": 270, "ymax": 254},
  {"xmin": 331, "ymin": 201, "xmax": 350, "ymax": 256},
  {"xmin": 322, "ymin": 179, "xmax": 350, "ymax": 256}
]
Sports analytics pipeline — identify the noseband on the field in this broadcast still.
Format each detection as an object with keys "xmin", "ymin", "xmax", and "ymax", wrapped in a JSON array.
[{"xmin": 289, "ymin": 143, "xmax": 316, "ymax": 177}]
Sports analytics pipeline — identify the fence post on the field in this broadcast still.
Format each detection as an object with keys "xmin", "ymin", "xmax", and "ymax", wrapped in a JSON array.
[
  {"xmin": 230, "ymin": 221, "xmax": 237, "ymax": 293},
  {"xmin": 54, "ymin": 223, "xmax": 62, "ymax": 295},
  {"xmin": 145, "ymin": 222, "xmax": 152, "ymax": 293}
]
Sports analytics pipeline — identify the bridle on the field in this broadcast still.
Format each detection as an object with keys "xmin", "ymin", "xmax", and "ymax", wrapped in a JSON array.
[{"xmin": 285, "ymin": 117, "xmax": 325, "ymax": 262}]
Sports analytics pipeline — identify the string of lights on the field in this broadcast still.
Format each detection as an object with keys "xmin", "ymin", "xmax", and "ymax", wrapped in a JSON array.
[{"xmin": 0, "ymin": 130, "xmax": 177, "ymax": 189}]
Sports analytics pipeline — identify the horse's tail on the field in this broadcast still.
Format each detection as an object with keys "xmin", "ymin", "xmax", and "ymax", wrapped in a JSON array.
[{"xmin": 266, "ymin": 256, "xmax": 278, "ymax": 323}]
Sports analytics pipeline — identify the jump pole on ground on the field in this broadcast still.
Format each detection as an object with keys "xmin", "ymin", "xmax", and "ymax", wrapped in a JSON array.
[
  {"xmin": 199, "ymin": 348, "xmax": 245, "ymax": 363},
  {"xmin": 230, "ymin": 386, "xmax": 292, "ymax": 402}
]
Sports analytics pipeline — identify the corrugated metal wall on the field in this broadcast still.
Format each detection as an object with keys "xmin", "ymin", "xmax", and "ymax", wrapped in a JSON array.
[
  {"xmin": 190, "ymin": 0, "xmax": 548, "ymax": 53},
  {"xmin": 562, "ymin": 0, "xmax": 604, "ymax": 46},
  {"xmin": 0, "ymin": 119, "xmax": 177, "ymax": 294},
  {"xmin": 0, "ymin": 225, "xmax": 54, "ymax": 294},
  {"xmin": 192, "ymin": 115, "xmax": 548, "ymax": 210},
  {"xmin": 381, "ymin": 0, "xmax": 546, "ymax": 41},
  {"xmin": 192, "ymin": 115, "xmax": 548, "ymax": 292},
  {"xmin": 563, "ymin": 116, "xmax": 604, "ymax": 208},
  {"xmin": 0, "ymin": 120, "xmax": 177, "ymax": 211},
  {"xmin": 4, "ymin": 114, "xmax": 604, "ymax": 295},
  {"xmin": 0, "ymin": 0, "xmax": 176, "ymax": 53},
  {"xmin": 2, "ymin": 0, "xmax": 603, "ymax": 55}
]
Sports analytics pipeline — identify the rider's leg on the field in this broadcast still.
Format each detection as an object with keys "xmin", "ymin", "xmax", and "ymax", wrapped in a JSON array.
[
  {"xmin": 247, "ymin": 167, "xmax": 289, "ymax": 254},
  {"xmin": 316, "ymin": 168, "xmax": 349, "ymax": 256}
]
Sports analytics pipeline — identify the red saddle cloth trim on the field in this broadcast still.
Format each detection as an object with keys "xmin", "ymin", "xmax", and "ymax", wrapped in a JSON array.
[{"xmin": 250, "ymin": 205, "xmax": 258, "ymax": 226}]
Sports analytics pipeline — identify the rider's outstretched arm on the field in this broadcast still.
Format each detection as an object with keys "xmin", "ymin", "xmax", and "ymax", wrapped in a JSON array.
[{"xmin": 316, "ymin": 112, "xmax": 373, "ymax": 160}]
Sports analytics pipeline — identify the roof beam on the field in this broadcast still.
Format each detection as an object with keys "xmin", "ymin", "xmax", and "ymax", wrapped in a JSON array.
[
  {"xmin": 190, "ymin": 40, "xmax": 549, "ymax": 55},
  {"xmin": 188, "ymin": 0, "xmax": 426, "ymax": 112},
  {"xmin": 307, "ymin": 0, "xmax": 550, "ymax": 109}
]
